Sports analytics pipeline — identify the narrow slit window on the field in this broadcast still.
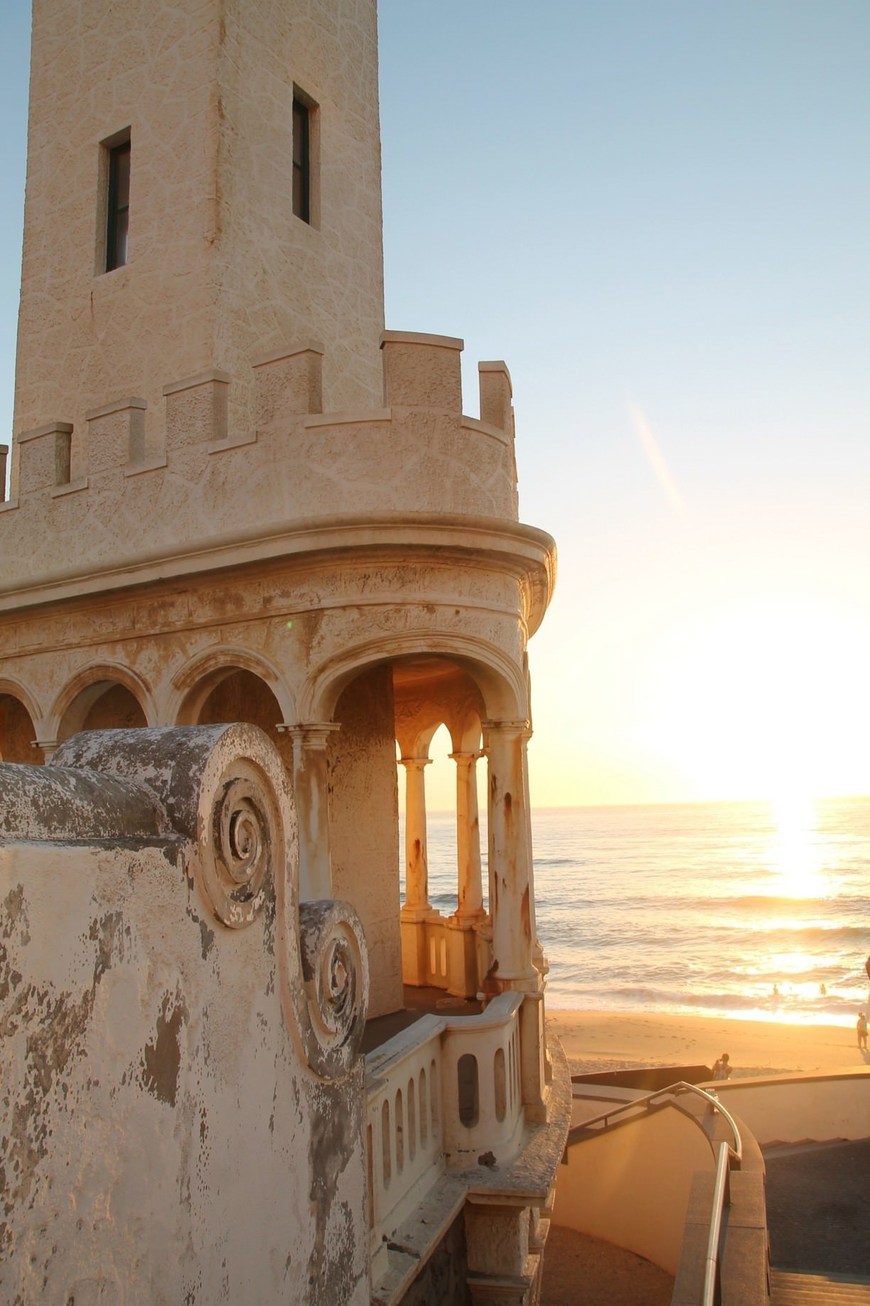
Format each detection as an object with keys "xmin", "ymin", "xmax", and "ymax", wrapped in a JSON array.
[
  {"xmin": 292, "ymin": 97, "xmax": 310, "ymax": 222},
  {"xmin": 106, "ymin": 138, "xmax": 131, "ymax": 271}
]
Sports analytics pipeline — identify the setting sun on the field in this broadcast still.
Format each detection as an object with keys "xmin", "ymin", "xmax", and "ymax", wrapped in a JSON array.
[{"xmin": 632, "ymin": 604, "xmax": 870, "ymax": 805}]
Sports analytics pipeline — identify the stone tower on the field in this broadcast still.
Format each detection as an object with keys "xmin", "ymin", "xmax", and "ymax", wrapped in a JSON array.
[
  {"xmin": 13, "ymin": 0, "xmax": 385, "ymax": 465},
  {"xmin": 0, "ymin": 4, "xmax": 568, "ymax": 1299}
]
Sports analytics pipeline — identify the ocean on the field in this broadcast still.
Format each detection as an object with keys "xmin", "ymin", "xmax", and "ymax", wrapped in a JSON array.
[{"xmin": 412, "ymin": 795, "xmax": 870, "ymax": 1027}]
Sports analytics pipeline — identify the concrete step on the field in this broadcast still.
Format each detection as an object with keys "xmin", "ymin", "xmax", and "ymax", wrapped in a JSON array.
[{"xmin": 771, "ymin": 1270, "xmax": 870, "ymax": 1304}]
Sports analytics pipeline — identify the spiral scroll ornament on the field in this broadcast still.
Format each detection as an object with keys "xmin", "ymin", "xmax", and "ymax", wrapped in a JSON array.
[
  {"xmin": 298, "ymin": 901, "xmax": 369, "ymax": 1079},
  {"xmin": 203, "ymin": 774, "xmax": 275, "ymax": 927}
]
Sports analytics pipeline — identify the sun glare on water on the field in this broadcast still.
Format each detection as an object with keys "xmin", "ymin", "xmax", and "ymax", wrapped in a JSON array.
[{"xmin": 770, "ymin": 792, "xmax": 823, "ymax": 898}]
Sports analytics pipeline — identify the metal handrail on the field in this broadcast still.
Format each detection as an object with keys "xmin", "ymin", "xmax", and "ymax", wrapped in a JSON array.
[
  {"xmin": 568, "ymin": 1079, "xmax": 743, "ymax": 1167},
  {"xmin": 568, "ymin": 1079, "xmax": 742, "ymax": 1306},
  {"xmin": 701, "ymin": 1139, "xmax": 731, "ymax": 1306}
]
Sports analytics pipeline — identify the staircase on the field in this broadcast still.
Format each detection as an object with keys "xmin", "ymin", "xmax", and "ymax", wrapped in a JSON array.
[{"xmin": 771, "ymin": 1270, "xmax": 870, "ymax": 1304}]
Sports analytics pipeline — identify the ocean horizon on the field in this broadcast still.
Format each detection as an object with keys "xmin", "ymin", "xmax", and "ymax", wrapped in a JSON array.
[{"xmin": 410, "ymin": 794, "xmax": 870, "ymax": 1028}]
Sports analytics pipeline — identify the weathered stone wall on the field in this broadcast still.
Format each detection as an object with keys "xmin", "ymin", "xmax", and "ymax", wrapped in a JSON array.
[
  {"xmin": 0, "ymin": 725, "xmax": 370, "ymax": 1304},
  {"xmin": 13, "ymin": 0, "xmax": 385, "ymax": 453},
  {"xmin": 1, "ymin": 342, "xmax": 526, "ymax": 600}
]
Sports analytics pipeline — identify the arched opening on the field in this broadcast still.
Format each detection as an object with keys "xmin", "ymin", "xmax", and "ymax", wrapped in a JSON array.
[
  {"xmin": 195, "ymin": 668, "xmax": 282, "ymax": 736},
  {"xmin": 325, "ymin": 653, "xmax": 497, "ymax": 1019},
  {"xmin": 180, "ymin": 665, "xmax": 292, "ymax": 776},
  {"xmin": 58, "ymin": 680, "xmax": 147, "ymax": 742},
  {"xmin": 0, "ymin": 693, "xmax": 38, "ymax": 763},
  {"xmin": 398, "ymin": 723, "xmax": 489, "ymax": 918}
]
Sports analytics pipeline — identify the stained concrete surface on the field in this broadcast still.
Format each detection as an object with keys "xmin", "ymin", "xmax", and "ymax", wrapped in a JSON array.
[
  {"xmin": 763, "ymin": 1138, "xmax": 870, "ymax": 1279},
  {"xmin": 541, "ymin": 1226, "xmax": 673, "ymax": 1306}
]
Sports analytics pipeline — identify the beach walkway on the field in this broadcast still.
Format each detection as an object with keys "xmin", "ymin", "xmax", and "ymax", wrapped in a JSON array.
[
  {"xmin": 540, "ymin": 1106, "xmax": 870, "ymax": 1304},
  {"xmin": 766, "ymin": 1137, "xmax": 870, "ymax": 1304}
]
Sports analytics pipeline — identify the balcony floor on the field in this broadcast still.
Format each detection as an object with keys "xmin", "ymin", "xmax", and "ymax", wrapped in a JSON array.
[{"xmin": 362, "ymin": 985, "xmax": 484, "ymax": 1054}]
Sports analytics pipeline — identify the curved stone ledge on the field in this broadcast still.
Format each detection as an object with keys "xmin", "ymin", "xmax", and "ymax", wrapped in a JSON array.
[
  {"xmin": 52, "ymin": 724, "xmax": 293, "ymax": 930},
  {"xmin": 14, "ymin": 723, "xmax": 370, "ymax": 1080},
  {"xmin": 0, "ymin": 762, "xmax": 167, "ymax": 843}
]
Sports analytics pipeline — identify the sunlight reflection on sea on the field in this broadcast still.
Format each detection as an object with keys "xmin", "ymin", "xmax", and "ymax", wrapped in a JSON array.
[{"xmin": 412, "ymin": 795, "xmax": 870, "ymax": 1028}]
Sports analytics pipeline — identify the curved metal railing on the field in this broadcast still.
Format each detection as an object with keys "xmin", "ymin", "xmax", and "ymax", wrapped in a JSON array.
[
  {"xmin": 567, "ymin": 1080, "xmax": 743, "ymax": 1305},
  {"xmin": 567, "ymin": 1078, "xmax": 742, "ymax": 1167}
]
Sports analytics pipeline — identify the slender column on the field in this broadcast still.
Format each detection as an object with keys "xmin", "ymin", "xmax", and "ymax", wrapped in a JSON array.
[
  {"xmin": 281, "ymin": 722, "xmax": 340, "ymax": 901},
  {"xmin": 482, "ymin": 719, "xmax": 537, "ymax": 986},
  {"xmin": 399, "ymin": 756, "xmax": 432, "ymax": 917},
  {"xmin": 450, "ymin": 750, "xmax": 485, "ymax": 923},
  {"xmin": 32, "ymin": 738, "xmax": 60, "ymax": 763}
]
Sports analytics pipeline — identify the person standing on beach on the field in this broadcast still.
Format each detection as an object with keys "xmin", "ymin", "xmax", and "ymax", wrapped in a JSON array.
[
  {"xmin": 857, "ymin": 1012, "xmax": 867, "ymax": 1051},
  {"xmin": 712, "ymin": 1052, "xmax": 732, "ymax": 1080}
]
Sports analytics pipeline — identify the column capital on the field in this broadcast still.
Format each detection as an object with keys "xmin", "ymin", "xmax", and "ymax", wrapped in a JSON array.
[
  {"xmin": 448, "ymin": 749, "xmax": 484, "ymax": 765},
  {"xmin": 480, "ymin": 718, "xmax": 531, "ymax": 742},
  {"xmin": 32, "ymin": 738, "xmax": 60, "ymax": 761},
  {"xmin": 277, "ymin": 722, "xmax": 341, "ymax": 749},
  {"xmin": 399, "ymin": 755, "xmax": 432, "ymax": 771}
]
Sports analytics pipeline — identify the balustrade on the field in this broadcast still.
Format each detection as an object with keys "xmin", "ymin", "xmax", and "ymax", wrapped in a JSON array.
[{"xmin": 365, "ymin": 992, "xmax": 525, "ymax": 1266}]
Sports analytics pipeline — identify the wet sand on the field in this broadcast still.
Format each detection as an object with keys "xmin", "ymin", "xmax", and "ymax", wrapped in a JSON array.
[{"xmin": 547, "ymin": 1008, "xmax": 870, "ymax": 1079}]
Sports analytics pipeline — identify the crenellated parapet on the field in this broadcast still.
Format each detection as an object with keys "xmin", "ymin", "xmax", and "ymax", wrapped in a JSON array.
[{"xmin": 0, "ymin": 333, "xmax": 520, "ymax": 596}]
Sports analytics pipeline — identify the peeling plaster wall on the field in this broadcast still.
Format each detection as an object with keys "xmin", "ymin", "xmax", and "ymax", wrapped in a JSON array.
[
  {"xmin": 0, "ymin": 828, "xmax": 369, "ymax": 1302},
  {"xmin": 330, "ymin": 665, "xmax": 403, "ymax": 1018}
]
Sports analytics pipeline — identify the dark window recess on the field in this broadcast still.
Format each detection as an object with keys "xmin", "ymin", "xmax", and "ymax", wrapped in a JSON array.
[
  {"xmin": 292, "ymin": 98, "xmax": 310, "ymax": 223},
  {"xmin": 106, "ymin": 139, "xmax": 131, "ymax": 271}
]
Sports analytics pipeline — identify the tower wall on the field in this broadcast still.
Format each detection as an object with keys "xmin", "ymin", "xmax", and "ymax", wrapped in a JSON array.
[{"xmin": 13, "ymin": 0, "xmax": 385, "ymax": 459}]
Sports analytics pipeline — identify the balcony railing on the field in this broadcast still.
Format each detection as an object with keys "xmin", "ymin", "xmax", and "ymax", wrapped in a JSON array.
[{"xmin": 365, "ymin": 991, "xmax": 525, "ymax": 1275}]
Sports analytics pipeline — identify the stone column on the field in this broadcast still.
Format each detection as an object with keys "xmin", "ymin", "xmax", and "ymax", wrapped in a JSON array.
[
  {"xmin": 32, "ymin": 738, "xmax": 60, "ymax": 764},
  {"xmin": 483, "ymin": 719, "xmax": 546, "ymax": 1114},
  {"xmin": 399, "ymin": 755, "xmax": 433, "ymax": 986},
  {"xmin": 443, "ymin": 750, "xmax": 485, "ymax": 997},
  {"xmin": 281, "ymin": 723, "xmax": 340, "ymax": 901},
  {"xmin": 450, "ymin": 750, "xmax": 485, "ymax": 924},
  {"xmin": 481, "ymin": 720, "xmax": 537, "ymax": 987},
  {"xmin": 400, "ymin": 756, "xmax": 432, "ymax": 916}
]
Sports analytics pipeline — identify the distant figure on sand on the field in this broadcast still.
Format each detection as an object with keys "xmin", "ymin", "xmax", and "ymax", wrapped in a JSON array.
[
  {"xmin": 857, "ymin": 1013, "xmax": 867, "ymax": 1051},
  {"xmin": 712, "ymin": 1052, "xmax": 732, "ymax": 1080}
]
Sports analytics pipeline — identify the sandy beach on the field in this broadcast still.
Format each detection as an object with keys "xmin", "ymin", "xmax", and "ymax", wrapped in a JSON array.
[{"xmin": 548, "ymin": 1008, "xmax": 870, "ymax": 1079}]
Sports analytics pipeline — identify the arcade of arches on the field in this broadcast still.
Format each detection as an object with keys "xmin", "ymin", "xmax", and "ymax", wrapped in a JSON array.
[{"xmin": 0, "ymin": 652, "xmax": 541, "ymax": 1019}]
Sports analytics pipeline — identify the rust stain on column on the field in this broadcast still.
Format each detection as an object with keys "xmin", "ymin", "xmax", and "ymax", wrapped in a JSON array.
[{"xmin": 521, "ymin": 885, "xmax": 531, "ymax": 940}]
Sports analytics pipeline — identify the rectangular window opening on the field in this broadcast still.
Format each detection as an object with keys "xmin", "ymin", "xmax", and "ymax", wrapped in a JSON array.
[
  {"xmin": 292, "ymin": 88, "xmax": 319, "ymax": 226},
  {"xmin": 292, "ymin": 97, "xmax": 311, "ymax": 223},
  {"xmin": 105, "ymin": 134, "xmax": 131, "ymax": 272}
]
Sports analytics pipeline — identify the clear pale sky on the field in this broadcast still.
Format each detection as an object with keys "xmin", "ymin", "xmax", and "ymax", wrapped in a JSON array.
[{"xmin": 2, "ymin": 2, "xmax": 869, "ymax": 808}]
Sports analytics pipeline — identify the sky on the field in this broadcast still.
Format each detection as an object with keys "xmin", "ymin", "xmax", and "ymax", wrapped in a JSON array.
[{"xmin": 1, "ymin": 2, "xmax": 869, "ymax": 808}]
